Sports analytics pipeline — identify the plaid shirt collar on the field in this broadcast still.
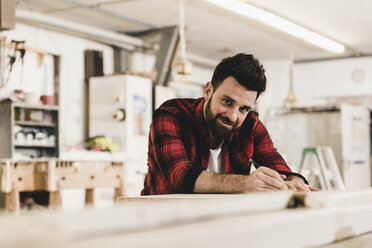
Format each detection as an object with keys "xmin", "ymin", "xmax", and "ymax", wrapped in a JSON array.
[{"xmin": 195, "ymin": 98, "xmax": 210, "ymax": 143}]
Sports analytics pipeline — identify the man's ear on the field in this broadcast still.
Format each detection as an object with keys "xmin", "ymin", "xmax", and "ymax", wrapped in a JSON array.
[{"xmin": 204, "ymin": 82, "xmax": 213, "ymax": 100}]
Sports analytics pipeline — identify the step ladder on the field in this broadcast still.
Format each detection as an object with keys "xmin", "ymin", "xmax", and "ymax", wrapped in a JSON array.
[{"xmin": 298, "ymin": 147, "xmax": 345, "ymax": 191}]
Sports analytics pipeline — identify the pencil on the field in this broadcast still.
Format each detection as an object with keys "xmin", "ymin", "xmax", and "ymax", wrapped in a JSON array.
[{"xmin": 249, "ymin": 159, "xmax": 261, "ymax": 169}]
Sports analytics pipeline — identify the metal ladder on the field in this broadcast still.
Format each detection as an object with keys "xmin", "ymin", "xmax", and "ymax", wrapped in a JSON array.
[{"xmin": 299, "ymin": 147, "xmax": 345, "ymax": 191}]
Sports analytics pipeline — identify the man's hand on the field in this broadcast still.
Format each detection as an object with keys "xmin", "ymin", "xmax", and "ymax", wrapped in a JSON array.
[
  {"xmin": 285, "ymin": 175, "xmax": 320, "ymax": 192},
  {"xmin": 244, "ymin": 167, "xmax": 288, "ymax": 192},
  {"xmin": 194, "ymin": 170, "xmax": 319, "ymax": 193}
]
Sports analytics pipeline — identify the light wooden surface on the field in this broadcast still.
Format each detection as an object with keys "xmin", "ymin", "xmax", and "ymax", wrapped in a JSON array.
[
  {"xmin": 1, "ymin": 189, "xmax": 372, "ymax": 247},
  {"xmin": 321, "ymin": 231, "xmax": 372, "ymax": 248}
]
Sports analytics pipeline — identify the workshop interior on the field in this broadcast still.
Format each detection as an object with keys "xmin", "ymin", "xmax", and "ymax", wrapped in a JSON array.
[{"xmin": 1, "ymin": 0, "xmax": 372, "ymax": 247}]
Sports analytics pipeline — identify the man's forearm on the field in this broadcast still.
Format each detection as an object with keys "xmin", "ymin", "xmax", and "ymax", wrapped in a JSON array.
[
  {"xmin": 194, "ymin": 171, "xmax": 247, "ymax": 193},
  {"xmin": 194, "ymin": 167, "xmax": 290, "ymax": 193}
]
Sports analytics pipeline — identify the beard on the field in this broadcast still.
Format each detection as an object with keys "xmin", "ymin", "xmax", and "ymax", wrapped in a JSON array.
[{"xmin": 204, "ymin": 95, "xmax": 238, "ymax": 139}]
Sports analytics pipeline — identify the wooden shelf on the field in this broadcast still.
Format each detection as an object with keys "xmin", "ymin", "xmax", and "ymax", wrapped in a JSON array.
[
  {"xmin": 13, "ymin": 102, "xmax": 59, "ymax": 111},
  {"xmin": 15, "ymin": 121, "xmax": 56, "ymax": 127},
  {"xmin": 15, "ymin": 144, "xmax": 55, "ymax": 148}
]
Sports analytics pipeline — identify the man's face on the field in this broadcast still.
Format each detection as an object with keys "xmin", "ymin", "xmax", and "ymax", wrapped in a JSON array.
[{"xmin": 203, "ymin": 76, "xmax": 257, "ymax": 139}]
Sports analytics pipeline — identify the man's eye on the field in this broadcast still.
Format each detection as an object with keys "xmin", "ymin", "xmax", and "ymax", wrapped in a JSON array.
[
  {"xmin": 240, "ymin": 107, "xmax": 250, "ymax": 112},
  {"xmin": 223, "ymin": 99, "xmax": 232, "ymax": 105}
]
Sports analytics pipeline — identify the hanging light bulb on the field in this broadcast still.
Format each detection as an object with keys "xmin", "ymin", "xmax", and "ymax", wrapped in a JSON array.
[
  {"xmin": 286, "ymin": 45, "xmax": 298, "ymax": 109},
  {"xmin": 176, "ymin": 0, "xmax": 192, "ymax": 75}
]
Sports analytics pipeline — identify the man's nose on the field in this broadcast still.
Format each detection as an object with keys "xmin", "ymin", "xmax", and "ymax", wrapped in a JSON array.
[{"xmin": 226, "ymin": 108, "xmax": 238, "ymax": 123}]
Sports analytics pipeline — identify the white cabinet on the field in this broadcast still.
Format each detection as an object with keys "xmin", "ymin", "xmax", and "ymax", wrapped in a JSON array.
[{"xmin": 89, "ymin": 75, "xmax": 152, "ymax": 195}]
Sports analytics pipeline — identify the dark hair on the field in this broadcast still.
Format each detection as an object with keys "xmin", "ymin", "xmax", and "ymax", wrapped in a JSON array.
[{"xmin": 211, "ymin": 53, "xmax": 266, "ymax": 99}]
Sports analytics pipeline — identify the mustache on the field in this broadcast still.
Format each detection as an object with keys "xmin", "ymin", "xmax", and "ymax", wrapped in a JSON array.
[{"xmin": 217, "ymin": 115, "xmax": 235, "ymax": 126}]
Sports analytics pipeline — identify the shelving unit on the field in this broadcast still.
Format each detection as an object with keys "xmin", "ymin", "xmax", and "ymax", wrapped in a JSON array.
[
  {"xmin": 14, "ymin": 144, "xmax": 55, "ymax": 148},
  {"xmin": 14, "ymin": 121, "xmax": 56, "ymax": 127},
  {"xmin": 0, "ymin": 100, "xmax": 59, "ymax": 159}
]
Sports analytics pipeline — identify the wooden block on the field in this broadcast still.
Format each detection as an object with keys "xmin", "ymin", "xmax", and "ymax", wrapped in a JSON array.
[
  {"xmin": 0, "ymin": 160, "xmax": 12, "ymax": 193},
  {"xmin": 49, "ymin": 191, "xmax": 62, "ymax": 208},
  {"xmin": 113, "ymin": 178, "xmax": 124, "ymax": 202},
  {"xmin": 5, "ymin": 188, "xmax": 19, "ymax": 214},
  {"xmin": 85, "ymin": 189, "xmax": 95, "ymax": 205}
]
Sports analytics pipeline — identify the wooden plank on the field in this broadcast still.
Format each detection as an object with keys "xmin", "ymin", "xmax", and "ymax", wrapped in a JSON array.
[
  {"xmin": 113, "ymin": 178, "xmax": 124, "ymax": 202},
  {"xmin": 49, "ymin": 190, "xmax": 372, "ymax": 247},
  {"xmin": 56, "ymin": 171, "xmax": 123, "ymax": 189},
  {"xmin": 321, "ymin": 231, "xmax": 372, "ymax": 248},
  {"xmin": 1, "ymin": 190, "xmax": 372, "ymax": 247},
  {"xmin": 3, "ymin": 190, "xmax": 372, "ymax": 247},
  {"xmin": 49, "ymin": 191, "xmax": 61, "ymax": 208},
  {"xmin": 12, "ymin": 102, "xmax": 59, "ymax": 111},
  {"xmin": 4, "ymin": 188, "xmax": 19, "ymax": 214},
  {"xmin": 15, "ymin": 120, "xmax": 56, "ymax": 127},
  {"xmin": 74, "ymin": 209, "xmax": 336, "ymax": 248}
]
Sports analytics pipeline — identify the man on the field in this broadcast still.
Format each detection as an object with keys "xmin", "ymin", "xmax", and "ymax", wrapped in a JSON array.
[{"xmin": 142, "ymin": 53, "xmax": 313, "ymax": 195}]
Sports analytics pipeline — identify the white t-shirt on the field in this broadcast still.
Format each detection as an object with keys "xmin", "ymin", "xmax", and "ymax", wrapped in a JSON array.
[{"xmin": 207, "ymin": 142, "xmax": 225, "ymax": 174}]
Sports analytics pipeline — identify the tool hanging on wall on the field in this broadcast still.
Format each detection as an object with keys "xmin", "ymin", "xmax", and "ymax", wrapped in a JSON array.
[
  {"xmin": 285, "ymin": 44, "xmax": 298, "ymax": 109},
  {"xmin": 176, "ymin": 0, "xmax": 192, "ymax": 76},
  {"xmin": 4, "ymin": 40, "xmax": 26, "ymax": 86},
  {"xmin": 17, "ymin": 41, "xmax": 26, "ymax": 88},
  {"xmin": 0, "ymin": 36, "xmax": 6, "ymax": 88}
]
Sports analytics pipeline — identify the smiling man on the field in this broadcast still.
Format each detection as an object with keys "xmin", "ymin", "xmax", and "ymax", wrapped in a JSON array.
[{"xmin": 142, "ymin": 53, "xmax": 312, "ymax": 195}]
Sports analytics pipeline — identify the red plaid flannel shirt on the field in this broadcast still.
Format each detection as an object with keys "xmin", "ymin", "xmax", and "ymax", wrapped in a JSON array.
[{"xmin": 141, "ymin": 98, "xmax": 304, "ymax": 195}]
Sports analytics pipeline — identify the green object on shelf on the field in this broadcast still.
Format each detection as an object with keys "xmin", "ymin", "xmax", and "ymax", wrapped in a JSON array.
[{"xmin": 86, "ymin": 136, "xmax": 118, "ymax": 153}]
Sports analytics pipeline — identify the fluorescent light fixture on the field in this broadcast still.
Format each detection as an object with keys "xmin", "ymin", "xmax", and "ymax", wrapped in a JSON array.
[
  {"xmin": 16, "ymin": 10, "xmax": 143, "ymax": 50},
  {"xmin": 203, "ymin": 0, "xmax": 345, "ymax": 53}
]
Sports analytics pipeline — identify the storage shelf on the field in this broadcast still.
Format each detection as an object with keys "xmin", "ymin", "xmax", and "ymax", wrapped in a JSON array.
[
  {"xmin": 15, "ymin": 121, "xmax": 56, "ymax": 127},
  {"xmin": 15, "ymin": 144, "xmax": 55, "ymax": 148},
  {"xmin": 0, "ymin": 100, "xmax": 59, "ymax": 158},
  {"xmin": 13, "ymin": 102, "xmax": 59, "ymax": 111}
]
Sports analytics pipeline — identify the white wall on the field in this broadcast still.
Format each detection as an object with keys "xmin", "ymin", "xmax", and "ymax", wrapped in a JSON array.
[
  {"xmin": 3, "ymin": 23, "xmax": 114, "ymax": 148},
  {"xmin": 169, "ymin": 65, "xmax": 212, "ymax": 99},
  {"xmin": 131, "ymin": 51, "xmax": 211, "ymax": 100},
  {"xmin": 130, "ymin": 52, "xmax": 156, "ymax": 74},
  {"xmin": 257, "ymin": 59, "xmax": 291, "ymax": 122},
  {"xmin": 293, "ymin": 57, "xmax": 372, "ymax": 107},
  {"xmin": 257, "ymin": 56, "xmax": 372, "ymax": 123},
  {"xmin": 176, "ymin": 64, "xmax": 213, "ymax": 86}
]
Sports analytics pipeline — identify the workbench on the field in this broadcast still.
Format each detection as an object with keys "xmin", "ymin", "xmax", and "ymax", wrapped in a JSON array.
[
  {"xmin": 0, "ymin": 159, "xmax": 124, "ymax": 213},
  {"xmin": 1, "ymin": 189, "xmax": 372, "ymax": 247}
]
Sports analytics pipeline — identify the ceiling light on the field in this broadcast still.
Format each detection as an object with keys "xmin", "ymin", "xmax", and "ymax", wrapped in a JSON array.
[
  {"xmin": 203, "ymin": 0, "xmax": 345, "ymax": 53},
  {"xmin": 16, "ymin": 10, "xmax": 143, "ymax": 50},
  {"xmin": 177, "ymin": 0, "xmax": 193, "ymax": 75}
]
